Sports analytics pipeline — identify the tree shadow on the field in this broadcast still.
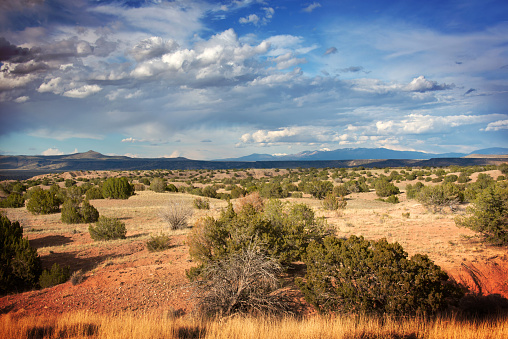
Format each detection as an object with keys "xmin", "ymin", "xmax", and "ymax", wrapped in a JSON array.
[
  {"xmin": 40, "ymin": 250, "xmax": 125, "ymax": 273},
  {"xmin": 458, "ymin": 293, "xmax": 508, "ymax": 319},
  {"xmin": 127, "ymin": 232, "xmax": 149, "ymax": 239},
  {"xmin": 29, "ymin": 235, "xmax": 73, "ymax": 249}
]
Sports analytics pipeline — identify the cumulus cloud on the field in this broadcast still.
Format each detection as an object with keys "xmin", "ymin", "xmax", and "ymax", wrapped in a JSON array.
[
  {"xmin": 302, "ymin": 2, "xmax": 321, "ymax": 13},
  {"xmin": 130, "ymin": 37, "xmax": 179, "ymax": 62},
  {"xmin": 239, "ymin": 14, "xmax": 260, "ymax": 25},
  {"xmin": 483, "ymin": 119, "xmax": 508, "ymax": 131},
  {"xmin": 42, "ymin": 148, "xmax": 64, "ymax": 156},
  {"xmin": 14, "ymin": 96, "xmax": 29, "ymax": 103},
  {"xmin": 63, "ymin": 84, "xmax": 102, "ymax": 98},
  {"xmin": 404, "ymin": 75, "xmax": 454, "ymax": 92}
]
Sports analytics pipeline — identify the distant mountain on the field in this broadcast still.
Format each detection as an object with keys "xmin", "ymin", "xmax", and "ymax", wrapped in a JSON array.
[
  {"xmin": 1, "ymin": 148, "xmax": 507, "ymax": 180},
  {"xmin": 466, "ymin": 147, "xmax": 508, "ymax": 155},
  {"xmin": 218, "ymin": 147, "xmax": 468, "ymax": 162}
]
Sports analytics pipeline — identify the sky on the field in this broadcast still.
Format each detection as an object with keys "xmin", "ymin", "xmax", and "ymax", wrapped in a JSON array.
[{"xmin": 0, "ymin": 0, "xmax": 507, "ymax": 160}]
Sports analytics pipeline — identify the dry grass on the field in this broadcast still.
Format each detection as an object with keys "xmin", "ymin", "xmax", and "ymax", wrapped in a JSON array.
[{"xmin": 1, "ymin": 312, "xmax": 507, "ymax": 339}]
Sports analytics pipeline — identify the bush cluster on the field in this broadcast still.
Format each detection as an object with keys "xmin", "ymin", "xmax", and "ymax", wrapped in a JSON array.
[
  {"xmin": 0, "ymin": 214, "xmax": 42, "ymax": 295},
  {"xmin": 0, "ymin": 193, "xmax": 25, "ymax": 208},
  {"xmin": 297, "ymin": 235, "xmax": 465, "ymax": 316},
  {"xmin": 39, "ymin": 263, "xmax": 71, "ymax": 289},
  {"xmin": 61, "ymin": 199, "xmax": 99, "ymax": 224}
]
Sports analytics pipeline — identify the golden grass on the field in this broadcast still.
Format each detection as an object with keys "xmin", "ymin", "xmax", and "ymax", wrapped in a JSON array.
[{"xmin": 1, "ymin": 312, "xmax": 507, "ymax": 339}]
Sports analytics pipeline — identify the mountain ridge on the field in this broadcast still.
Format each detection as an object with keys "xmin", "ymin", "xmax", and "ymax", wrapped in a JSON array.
[{"xmin": 216, "ymin": 147, "xmax": 508, "ymax": 162}]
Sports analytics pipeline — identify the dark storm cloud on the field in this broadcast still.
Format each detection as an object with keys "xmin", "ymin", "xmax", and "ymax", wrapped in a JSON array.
[{"xmin": 0, "ymin": 37, "xmax": 34, "ymax": 62}]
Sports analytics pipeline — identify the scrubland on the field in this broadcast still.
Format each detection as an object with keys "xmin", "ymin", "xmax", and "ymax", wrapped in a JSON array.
[{"xmin": 0, "ymin": 165, "xmax": 507, "ymax": 338}]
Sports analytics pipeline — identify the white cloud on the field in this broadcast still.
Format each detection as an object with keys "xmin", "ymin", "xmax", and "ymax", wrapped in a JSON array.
[
  {"xmin": 63, "ymin": 84, "xmax": 102, "ymax": 98},
  {"xmin": 37, "ymin": 77, "xmax": 63, "ymax": 94},
  {"xmin": 404, "ymin": 75, "xmax": 454, "ymax": 92},
  {"xmin": 239, "ymin": 14, "xmax": 260, "ymax": 25},
  {"xmin": 375, "ymin": 114, "xmax": 502, "ymax": 135},
  {"xmin": 302, "ymin": 2, "xmax": 321, "ymax": 13},
  {"xmin": 42, "ymin": 148, "xmax": 64, "ymax": 155},
  {"xmin": 484, "ymin": 119, "xmax": 508, "ymax": 131},
  {"xmin": 14, "ymin": 96, "xmax": 29, "ymax": 103}
]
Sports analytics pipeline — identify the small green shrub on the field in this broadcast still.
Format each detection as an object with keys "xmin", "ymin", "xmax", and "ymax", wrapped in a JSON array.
[
  {"xmin": 26, "ymin": 188, "xmax": 61, "ymax": 215},
  {"xmin": 0, "ymin": 193, "xmax": 25, "ymax": 208},
  {"xmin": 89, "ymin": 216, "xmax": 126, "ymax": 241},
  {"xmin": 385, "ymin": 195, "xmax": 400, "ymax": 204},
  {"xmin": 321, "ymin": 193, "xmax": 347, "ymax": 210},
  {"xmin": 39, "ymin": 263, "xmax": 71, "ymax": 289},
  {"xmin": 456, "ymin": 181, "xmax": 508, "ymax": 245},
  {"xmin": 146, "ymin": 233, "xmax": 172, "ymax": 252},
  {"xmin": 61, "ymin": 199, "xmax": 99, "ymax": 224},
  {"xmin": 374, "ymin": 179, "xmax": 400, "ymax": 197},
  {"xmin": 416, "ymin": 182, "xmax": 464, "ymax": 212},
  {"xmin": 85, "ymin": 186, "xmax": 103, "ymax": 200},
  {"xmin": 193, "ymin": 197, "xmax": 210, "ymax": 210},
  {"xmin": 102, "ymin": 177, "xmax": 134, "ymax": 199},
  {"xmin": 150, "ymin": 177, "xmax": 167, "ymax": 192}
]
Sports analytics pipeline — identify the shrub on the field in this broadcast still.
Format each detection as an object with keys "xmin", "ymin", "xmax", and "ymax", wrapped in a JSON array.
[
  {"xmin": 0, "ymin": 193, "xmax": 25, "ymax": 208},
  {"xmin": 374, "ymin": 179, "xmax": 400, "ymax": 197},
  {"xmin": 70, "ymin": 269, "xmax": 84, "ymax": 286},
  {"xmin": 26, "ymin": 188, "xmax": 61, "ymax": 215},
  {"xmin": 416, "ymin": 182, "xmax": 464, "ymax": 212},
  {"xmin": 187, "ymin": 199, "xmax": 331, "ymax": 267},
  {"xmin": 193, "ymin": 245, "xmax": 291, "ymax": 317},
  {"xmin": 456, "ymin": 182, "xmax": 508, "ymax": 245},
  {"xmin": 61, "ymin": 199, "xmax": 99, "ymax": 224},
  {"xmin": 159, "ymin": 198, "xmax": 193, "ymax": 230},
  {"xmin": 85, "ymin": 186, "xmax": 103, "ymax": 200},
  {"xmin": 0, "ymin": 214, "xmax": 42, "ymax": 295},
  {"xmin": 61, "ymin": 200, "xmax": 82, "ymax": 224},
  {"xmin": 405, "ymin": 182, "xmax": 424, "ymax": 199},
  {"xmin": 305, "ymin": 180, "xmax": 334, "ymax": 199},
  {"xmin": 80, "ymin": 200, "xmax": 100, "ymax": 223},
  {"xmin": 150, "ymin": 177, "xmax": 166, "ymax": 192},
  {"xmin": 102, "ymin": 177, "xmax": 134, "ymax": 199},
  {"xmin": 146, "ymin": 233, "xmax": 172, "ymax": 252},
  {"xmin": 193, "ymin": 197, "xmax": 210, "ymax": 210},
  {"xmin": 385, "ymin": 195, "xmax": 400, "ymax": 204},
  {"xmin": 89, "ymin": 216, "xmax": 126, "ymax": 241},
  {"xmin": 321, "ymin": 193, "xmax": 347, "ymax": 211},
  {"xmin": 297, "ymin": 235, "xmax": 464, "ymax": 316},
  {"xmin": 39, "ymin": 263, "xmax": 71, "ymax": 289},
  {"xmin": 202, "ymin": 186, "xmax": 217, "ymax": 199}
]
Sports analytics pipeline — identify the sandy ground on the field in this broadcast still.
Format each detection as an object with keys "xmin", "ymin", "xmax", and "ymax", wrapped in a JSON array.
[{"xmin": 1, "ymin": 180, "xmax": 507, "ymax": 317}]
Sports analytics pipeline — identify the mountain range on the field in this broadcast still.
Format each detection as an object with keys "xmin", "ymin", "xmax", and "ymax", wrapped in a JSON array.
[
  {"xmin": 1, "ymin": 148, "xmax": 507, "ymax": 180},
  {"xmin": 216, "ymin": 147, "xmax": 508, "ymax": 161}
]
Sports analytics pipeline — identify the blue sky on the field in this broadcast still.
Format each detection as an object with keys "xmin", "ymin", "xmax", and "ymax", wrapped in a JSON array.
[{"xmin": 0, "ymin": 0, "xmax": 507, "ymax": 159}]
